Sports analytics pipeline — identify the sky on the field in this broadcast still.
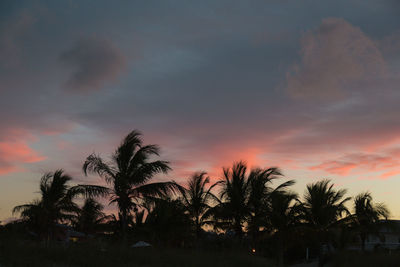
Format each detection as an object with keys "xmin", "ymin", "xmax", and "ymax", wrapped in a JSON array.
[{"xmin": 1, "ymin": 0, "xmax": 400, "ymax": 221}]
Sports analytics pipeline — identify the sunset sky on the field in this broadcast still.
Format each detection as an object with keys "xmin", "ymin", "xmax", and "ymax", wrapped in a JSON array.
[{"xmin": 1, "ymin": 0, "xmax": 400, "ymax": 221}]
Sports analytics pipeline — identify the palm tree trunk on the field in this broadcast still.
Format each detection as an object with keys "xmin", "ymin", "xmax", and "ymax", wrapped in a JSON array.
[
  {"xmin": 277, "ymin": 235, "xmax": 284, "ymax": 267},
  {"xmin": 318, "ymin": 243, "xmax": 323, "ymax": 267},
  {"xmin": 195, "ymin": 217, "xmax": 201, "ymax": 250},
  {"xmin": 195, "ymin": 217, "xmax": 201, "ymax": 240},
  {"xmin": 120, "ymin": 209, "xmax": 128, "ymax": 243},
  {"xmin": 360, "ymin": 233, "xmax": 366, "ymax": 252},
  {"xmin": 234, "ymin": 217, "xmax": 243, "ymax": 238},
  {"xmin": 317, "ymin": 229, "xmax": 327, "ymax": 267}
]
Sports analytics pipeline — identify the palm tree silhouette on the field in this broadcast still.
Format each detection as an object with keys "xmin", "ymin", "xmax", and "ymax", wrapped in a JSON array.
[
  {"xmin": 213, "ymin": 161, "xmax": 294, "ymax": 238},
  {"xmin": 74, "ymin": 198, "xmax": 113, "ymax": 235},
  {"xmin": 180, "ymin": 172, "xmax": 219, "ymax": 239},
  {"xmin": 268, "ymin": 191, "xmax": 300, "ymax": 266},
  {"xmin": 300, "ymin": 179, "xmax": 350, "ymax": 229},
  {"xmin": 247, "ymin": 167, "xmax": 294, "ymax": 242},
  {"xmin": 213, "ymin": 161, "xmax": 250, "ymax": 237},
  {"xmin": 83, "ymin": 130, "xmax": 181, "ymax": 240},
  {"xmin": 351, "ymin": 192, "xmax": 389, "ymax": 251},
  {"xmin": 145, "ymin": 196, "xmax": 191, "ymax": 246},
  {"xmin": 13, "ymin": 170, "xmax": 108, "ymax": 241},
  {"xmin": 299, "ymin": 179, "xmax": 350, "ymax": 266}
]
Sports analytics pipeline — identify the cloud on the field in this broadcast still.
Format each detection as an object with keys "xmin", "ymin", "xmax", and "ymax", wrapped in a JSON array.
[
  {"xmin": 310, "ymin": 149, "xmax": 400, "ymax": 178},
  {"xmin": 0, "ymin": 9, "xmax": 35, "ymax": 68},
  {"xmin": 381, "ymin": 170, "xmax": 400, "ymax": 180},
  {"xmin": 0, "ymin": 136, "xmax": 45, "ymax": 175},
  {"xmin": 378, "ymin": 31, "xmax": 400, "ymax": 55},
  {"xmin": 285, "ymin": 17, "xmax": 387, "ymax": 99},
  {"xmin": 60, "ymin": 37, "xmax": 125, "ymax": 92}
]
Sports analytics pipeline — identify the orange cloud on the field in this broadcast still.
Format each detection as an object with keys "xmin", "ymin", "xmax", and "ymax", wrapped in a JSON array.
[
  {"xmin": 310, "ymin": 161, "xmax": 358, "ymax": 176},
  {"xmin": 310, "ymin": 150, "xmax": 400, "ymax": 178},
  {"xmin": 381, "ymin": 170, "xmax": 400, "ymax": 180},
  {"xmin": 0, "ymin": 140, "xmax": 45, "ymax": 175}
]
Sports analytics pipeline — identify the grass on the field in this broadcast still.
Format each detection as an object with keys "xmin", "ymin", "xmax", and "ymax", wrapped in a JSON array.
[{"xmin": 0, "ymin": 241, "xmax": 274, "ymax": 267}]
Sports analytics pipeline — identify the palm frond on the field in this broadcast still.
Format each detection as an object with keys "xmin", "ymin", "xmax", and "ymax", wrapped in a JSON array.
[
  {"xmin": 83, "ymin": 154, "xmax": 116, "ymax": 184},
  {"xmin": 68, "ymin": 184, "xmax": 111, "ymax": 199},
  {"xmin": 129, "ymin": 181, "xmax": 183, "ymax": 199},
  {"xmin": 130, "ymin": 161, "xmax": 171, "ymax": 185}
]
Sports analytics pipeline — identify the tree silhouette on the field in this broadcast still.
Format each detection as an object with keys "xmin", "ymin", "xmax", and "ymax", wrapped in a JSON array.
[
  {"xmin": 247, "ymin": 167, "xmax": 294, "ymax": 242},
  {"xmin": 13, "ymin": 170, "xmax": 108, "ymax": 241},
  {"xmin": 83, "ymin": 130, "xmax": 181, "ymax": 240},
  {"xmin": 351, "ymin": 192, "xmax": 389, "ymax": 251},
  {"xmin": 300, "ymin": 179, "xmax": 350, "ymax": 231},
  {"xmin": 145, "ymin": 197, "xmax": 191, "ymax": 247},
  {"xmin": 213, "ymin": 161, "xmax": 293, "ymax": 239},
  {"xmin": 180, "ymin": 172, "xmax": 219, "ymax": 239},
  {"xmin": 213, "ymin": 161, "xmax": 250, "ymax": 237},
  {"xmin": 299, "ymin": 179, "xmax": 350, "ymax": 266},
  {"xmin": 74, "ymin": 198, "xmax": 113, "ymax": 235},
  {"xmin": 268, "ymin": 191, "xmax": 300, "ymax": 266}
]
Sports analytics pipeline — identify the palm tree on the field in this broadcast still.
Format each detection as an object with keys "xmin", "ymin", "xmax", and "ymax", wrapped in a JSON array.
[
  {"xmin": 299, "ymin": 179, "xmax": 350, "ymax": 266},
  {"xmin": 268, "ymin": 191, "xmax": 300, "ymax": 266},
  {"xmin": 352, "ymin": 192, "xmax": 389, "ymax": 251},
  {"xmin": 145, "ymin": 197, "xmax": 191, "ymax": 247},
  {"xmin": 247, "ymin": 167, "xmax": 295, "ymax": 241},
  {"xmin": 74, "ymin": 198, "xmax": 112, "ymax": 235},
  {"xmin": 214, "ymin": 161, "xmax": 250, "ymax": 237},
  {"xmin": 300, "ymin": 179, "xmax": 350, "ymax": 230},
  {"xmin": 180, "ymin": 172, "xmax": 219, "ymax": 239},
  {"xmin": 214, "ymin": 161, "xmax": 293, "ymax": 238},
  {"xmin": 83, "ymin": 130, "xmax": 181, "ymax": 240},
  {"xmin": 13, "ymin": 199, "xmax": 45, "ymax": 238},
  {"xmin": 13, "ymin": 170, "xmax": 108, "ymax": 241}
]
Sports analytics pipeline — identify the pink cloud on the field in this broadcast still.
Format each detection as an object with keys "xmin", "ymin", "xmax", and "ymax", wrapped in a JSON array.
[
  {"xmin": 0, "ymin": 141, "xmax": 44, "ymax": 163},
  {"xmin": 285, "ymin": 17, "xmax": 387, "ymax": 99},
  {"xmin": 310, "ymin": 161, "xmax": 358, "ymax": 176},
  {"xmin": 381, "ymin": 170, "xmax": 400, "ymax": 180},
  {"xmin": 0, "ymin": 131, "xmax": 46, "ymax": 175},
  {"xmin": 310, "ymin": 150, "xmax": 400, "ymax": 179}
]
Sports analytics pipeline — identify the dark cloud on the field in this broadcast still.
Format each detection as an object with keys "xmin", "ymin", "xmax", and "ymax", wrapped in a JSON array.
[
  {"xmin": 60, "ymin": 37, "xmax": 125, "ymax": 92},
  {"xmin": 0, "ymin": 9, "xmax": 35, "ymax": 69}
]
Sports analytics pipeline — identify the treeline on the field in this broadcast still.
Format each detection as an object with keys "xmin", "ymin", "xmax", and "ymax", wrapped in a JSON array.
[{"xmin": 5, "ymin": 130, "xmax": 390, "ymax": 265}]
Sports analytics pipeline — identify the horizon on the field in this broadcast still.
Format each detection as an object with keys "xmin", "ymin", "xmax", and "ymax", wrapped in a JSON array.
[{"xmin": 1, "ymin": 0, "xmax": 400, "ymax": 222}]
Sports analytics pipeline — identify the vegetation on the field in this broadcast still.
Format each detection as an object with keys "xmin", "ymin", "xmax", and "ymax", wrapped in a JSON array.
[
  {"xmin": 351, "ymin": 192, "xmax": 390, "ymax": 251},
  {"xmin": 82, "ymin": 130, "xmax": 181, "ymax": 240},
  {"xmin": 12, "ymin": 170, "xmax": 108, "ymax": 241},
  {"xmin": 268, "ymin": 191, "xmax": 300, "ymax": 266},
  {"xmin": 299, "ymin": 179, "xmax": 351, "ymax": 265},
  {"xmin": 2, "ymin": 130, "xmax": 394, "ymax": 266},
  {"xmin": 73, "ymin": 198, "xmax": 113, "ymax": 235},
  {"xmin": 180, "ymin": 172, "xmax": 218, "ymax": 239}
]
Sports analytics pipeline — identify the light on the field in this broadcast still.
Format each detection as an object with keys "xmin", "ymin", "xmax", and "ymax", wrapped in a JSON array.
[{"xmin": 252, "ymin": 248, "xmax": 256, "ymax": 253}]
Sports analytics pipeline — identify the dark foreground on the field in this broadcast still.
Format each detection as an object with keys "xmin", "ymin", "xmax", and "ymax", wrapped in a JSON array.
[
  {"xmin": 2, "ymin": 241, "xmax": 400, "ymax": 267},
  {"xmin": 0, "ymin": 241, "xmax": 273, "ymax": 267},
  {"xmin": 330, "ymin": 250, "xmax": 400, "ymax": 267}
]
